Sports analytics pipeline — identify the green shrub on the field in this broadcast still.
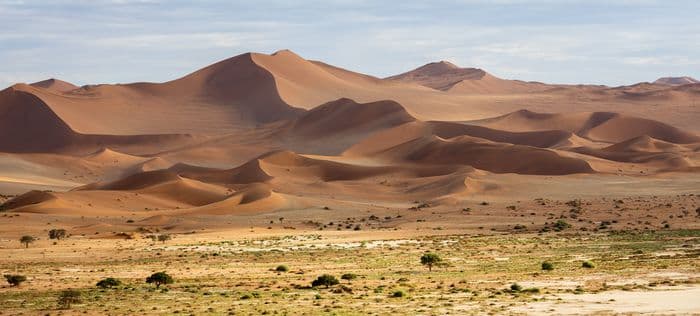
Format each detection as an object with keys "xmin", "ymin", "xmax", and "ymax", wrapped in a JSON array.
[
  {"xmin": 4, "ymin": 274, "xmax": 26, "ymax": 286},
  {"xmin": 541, "ymin": 261, "xmax": 554, "ymax": 271},
  {"xmin": 391, "ymin": 290, "xmax": 405, "ymax": 298},
  {"xmin": 341, "ymin": 273, "xmax": 357, "ymax": 280},
  {"xmin": 510, "ymin": 283, "xmax": 522, "ymax": 292},
  {"xmin": 49, "ymin": 229, "xmax": 67, "ymax": 240},
  {"xmin": 275, "ymin": 265, "xmax": 289, "ymax": 272},
  {"xmin": 553, "ymin": 220, "xmax": 571, "ymax": 231},
  {"xmin": 311, "ymin": 274, "xmax": 339, "ymax": 288},
  {"xmin": 582, "ymin": 261, "xmax": 595, "ymax": 268},
  {"xmin": 96, "ymin": 277, "xmax": 122, "ymax": 288}
]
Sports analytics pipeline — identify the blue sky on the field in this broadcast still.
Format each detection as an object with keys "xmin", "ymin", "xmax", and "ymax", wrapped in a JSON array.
[{"xmin": 1, "ymin": 0, "xmax": 698, "ymax": 88}]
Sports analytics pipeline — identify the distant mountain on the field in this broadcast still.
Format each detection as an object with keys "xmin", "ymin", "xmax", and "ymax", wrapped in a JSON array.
[{"xmin": 653, "ymin": 76, "xmax": 699, "ymax": 86}]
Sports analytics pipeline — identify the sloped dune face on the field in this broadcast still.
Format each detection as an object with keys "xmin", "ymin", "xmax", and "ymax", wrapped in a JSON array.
[
  {"xmin": 30, "ymin": 78, "xmax": 78, "ymax": 92},
  {"xmin": 0, "ymin": 86, "xmax": 77, "ymax": 152}
]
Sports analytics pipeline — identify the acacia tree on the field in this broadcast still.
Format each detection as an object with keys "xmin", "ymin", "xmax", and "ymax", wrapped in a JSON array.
[
  {"xmin": 420, "ymin": 253, "xmax": 442, "ymax": 272},
  {"xmin": 49, "ymin": 229, "xmax": 67, "ymax": 240},
  {"xmin": 146, "ymin": 272, "xmax": 173, "ymax": 288},
  {"xmin": 20, "ymin": 235, "xmax": 36, "ymax": 248},
  {"xmin": 157, "ymin": 234, "xmax": 171, "ymax": 244}
]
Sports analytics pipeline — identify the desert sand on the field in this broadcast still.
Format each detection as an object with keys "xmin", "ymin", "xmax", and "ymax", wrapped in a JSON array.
[{"xmin": 0, "ymin": 49, "xmax": 698, "ymax": 315}]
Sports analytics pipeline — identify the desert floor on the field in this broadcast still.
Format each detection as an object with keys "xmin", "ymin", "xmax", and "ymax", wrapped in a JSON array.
[{"xmin": 1, "ymin": 173, "xmax": 698, "ymax": 315}]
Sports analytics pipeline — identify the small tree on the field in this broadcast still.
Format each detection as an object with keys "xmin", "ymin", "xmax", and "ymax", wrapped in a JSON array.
[
  {"xmin": 96, "ymin": 277, "xmax": 122, "ymax": 289},
  {"xmin": 146, "ymin": 272, "xmax": 173, "ymax": 288},
  {"xmin": 4, "ymin": 274, "xmax": 27, "ymax": 286},
  {"xmin": 20, "ymin": 235, "xmax": 36, "ymax": 248},
  {"xmin": 57, "ymin": 289, "xmax": 82, "ymax": 309},
  {"xmin": 420, "ymin": 253, "xmax": 442, "ymax": 272},
  {"xmin": 49, "ymin": 229, "xmax": 67, "ymax": 240},
  {"xmin": 311, "ymin": 274, "xmax": 339, "ymax": 288},
  {"xmin": 157, "ymin": 234, "xmax": 171, "ymax": 244}
]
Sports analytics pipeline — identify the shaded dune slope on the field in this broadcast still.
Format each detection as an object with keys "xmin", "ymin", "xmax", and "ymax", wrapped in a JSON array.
[{"xmin": 0, "ymin": 86, "xmax": 188, "ymax": 153}]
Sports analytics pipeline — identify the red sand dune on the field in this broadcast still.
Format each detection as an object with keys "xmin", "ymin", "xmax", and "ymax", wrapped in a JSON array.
[{"xmin": 1, "ymin": 49, "xmax": 699, "ymax": 217}]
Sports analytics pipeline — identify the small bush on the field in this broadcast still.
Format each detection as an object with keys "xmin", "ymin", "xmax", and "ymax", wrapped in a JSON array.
[
  {"xmin": 510, "ymin": 283, "xmax": 522, "ymax": 292},
  {"xmin": 275, "ymin": 265, "xmax": 289, "ymax": 272},
  {"xmin": 4, "ymin": 274, "xmax": 27, "ymax": 286},
  {"xmin": 582, "ymin": 261, "xmax": 595, "ymax": 268},
  {"xmin": 49, "ymin": 229, "xmax": 67, "ymax": 240},
  {"xmin": 553, "ymin": 220, "xmax": 571, "ymax": 231},
  {"xmin": 58, "ymin": 289, "xmax": 82, "ymax": 309},
  {"xmin": 541, "ymin": 261, "xmax": 554, "ymax": 271},
  {"xmin": 311, "ymin": 274, "xmax": 339, "ymax": 288},
  {"xmin": 341, "ymin": 273, "xmax": 357, "ymax": 280},
  {"xmin": 96, "ymin": 277, "xmax": 122, "ymax": 288},
  {"xmin": 391, "ymin": 290, "xmax": 405, "ymax": 298}
]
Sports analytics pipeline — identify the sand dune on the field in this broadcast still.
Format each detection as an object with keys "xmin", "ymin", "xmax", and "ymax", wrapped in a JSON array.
[
  {"xmin": 0, "ymin": 85, "xmax": 192, "ymax": 153},
  {"xmin": 476, "ymin": 109, "xmax": 700, "ymax": 144},
  {"xmin": 30, "ymin": 78, "xmax": 78, "ymax": 92},
  {"xmin": 1, "ymin": 50, "xmax": 699, "ymax": 218},
  {"xmin": 654, "ymin": 76, "xmax": 699, "ymax": 86},
  {"xmin": 365, "ymin": 135, "xmax": 593, "ymax": 175},
  {"xmin": 386, "ymin": 60, "xmax": 550, "ymax": 94}
]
